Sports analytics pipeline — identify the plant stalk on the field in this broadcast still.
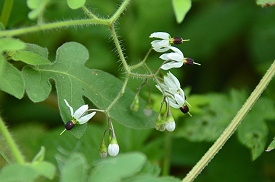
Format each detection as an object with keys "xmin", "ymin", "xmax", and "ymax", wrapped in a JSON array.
[{"xmin": 183, "ymin": 60, "xmax": 275, "ymax": 182}]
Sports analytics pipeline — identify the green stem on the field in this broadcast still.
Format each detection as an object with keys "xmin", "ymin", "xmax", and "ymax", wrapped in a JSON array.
[
  {"xmin": 82, "ymin": 6, "xmax": 99, "ymax": 20},
  {"xmin": 0, "ymin": 19, "xmax": 110, "ymax": 37},
  {"xmin": 109, "ymin": 26, "xmax": 129, "ymax": 72},
  {"xmin": 0, "ymin": 117, "xmax": 25, "ymax": 164},
  {"xmin": 0, "ymin": 0, "xmax": 13, "ymax": 28},
  {"xmin": 106, "ymin": 76, "xmax": 130, "ymax": 112},
  {"xmin": 183, "ymin": 60, "xmax": 275, "ymax": 182},
  {"xmin": 110, "ymin": 0, "xmax": 131, "ymax": 23}
]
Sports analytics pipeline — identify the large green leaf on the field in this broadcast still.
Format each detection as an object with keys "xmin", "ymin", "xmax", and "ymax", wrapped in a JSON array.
[
  {"xmin": 89, "ymin": 152, "xmax": 146, "ymax": 182},
  {"xmin": 22, "ymin": 42, "xmax": 157, "ymax": 138},
  {"xmin": 0, "ymin": 56, "xmax": 24, "ymax": 98}
]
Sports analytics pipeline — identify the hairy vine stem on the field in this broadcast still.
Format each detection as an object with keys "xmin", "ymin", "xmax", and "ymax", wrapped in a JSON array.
[{"xmin": 183, "ymin": 60, "xmax": 275, "ymax": 182}]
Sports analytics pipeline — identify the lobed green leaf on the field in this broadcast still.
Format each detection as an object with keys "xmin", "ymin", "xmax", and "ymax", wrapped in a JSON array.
[{"xmin": 22, "ymin": 42, "xmax": 157, "ymax": 138}]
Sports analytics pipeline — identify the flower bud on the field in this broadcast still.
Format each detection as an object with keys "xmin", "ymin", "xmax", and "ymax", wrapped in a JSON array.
[
  {"xmin": 130, "ymin": 94, "xmax": 140, "ymax": 112},
  {"xmin": 143, "ymin": 102, "xmax": 153, "ymax": 116},
  {"xmin": 99, "ymin": 141, "xmax": 108, "ymax": 159},
  {"xmin": 155, "ymin": 115, "xmax": 166, "ymax": 132},
  {"xmin": 165, "ymin": 115, "xmax": 176, "ymax": 132},
  {"xmin": 108, "ymin": 138, "xmax": 119, "ymax": 157}
]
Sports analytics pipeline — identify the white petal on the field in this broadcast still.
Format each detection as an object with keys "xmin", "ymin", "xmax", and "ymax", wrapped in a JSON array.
[
  {"xmin": 64, "ymin": 99, "xmax": 74, "ymax": 116},
  {"xmin": 159, "ymin": 53, "xmax": 170, "ymax": 61},
  {"xmin": 169, "ymin": 46, "xmax": 183, "ymax": 55},
  {"xmin": 73, "ymin": 104, "xmax": 88, "ymax": 119},
  {"xmin": 174, "ymin": 93, "xmax": 185, "ymax": 106},
  {"xmin": 167, "ymin": 52, "xmax": 183, "ymax": 62},
  {"xmin": 153, "ymin": 46, "xmax": 171, "ymax": 53},
  {"xmin": 167, "ymin": 72, "xmax": 181, "ymax": 89},
  {"xmin": 161, "ymin": 61, "xmax": 182, "ymax": 70},
  {"xmin": 77, "ymin": 112, "xmax": 96, "ymax": 124},
  {"xmin": 149, "ymin": 32, "xmax": 170, "ymax": 40}
]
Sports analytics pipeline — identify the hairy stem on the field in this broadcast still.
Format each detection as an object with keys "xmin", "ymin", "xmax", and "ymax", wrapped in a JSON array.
[
  {"xmin": 0, "ymin": 19, "xmax": 110, "ymax": 37},
  {"xmin": 0, "ymin": 117, "xmax": 25, "ymax": 164},
  {"xmin": 183, "ymin": 60, "xmax": 275, "ymax": 182}
]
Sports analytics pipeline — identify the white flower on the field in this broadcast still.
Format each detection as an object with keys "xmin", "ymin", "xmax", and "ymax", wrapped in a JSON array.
[
  {"xmin": 149, "ymin": 32, "xmax": 171, "ymax": 52},
  {"xmin": 156, "ymin": 72, "xmax": 185, "ymax": 108},
  {"xmin": 64, "ymin": 99, "xmax": 96, "ymax": 124},
  {"xmin": 159, "ymin": 46, "xmax": 184, "ymax": 70},
  {"xmin": 108, "ymin": 142, "xmax": 119, "ymax": 156}
]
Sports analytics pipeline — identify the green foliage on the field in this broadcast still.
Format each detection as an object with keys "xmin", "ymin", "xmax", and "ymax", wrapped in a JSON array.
[
  {"xmin": 176, "ymin": 90, "xmax": 246, "ymax": 142},
  {"xmin": 11, "ymin": 43, "xmax": 51, "ymax": 65},
  {"xmin": 172, "ymin": 0, "xmax": 191, "ymax": 24},
  {"xmin": 27, "ymin": 0, "xmax": 49, "ymax": 20},
  {"xmin": 67, "ymin": 0, "xmax": 86, "ymax": 9},
  {"xmin": 0, "ymin": 38, "xmax": 25, "ymax": 53},
  {"xmin": 0, "ymin": 162, "xmax": 55, "ymax": 181},
  {"xmin": 0, "ymin": 56, "xmax": 24, "ymax": 99},
  {"xmin": 237, "ymin": 97, "xmax": 275, "ymax": 160},
  {"xmin": 22, "ymin": 42, "xmax": 157, "ymax": 138}
]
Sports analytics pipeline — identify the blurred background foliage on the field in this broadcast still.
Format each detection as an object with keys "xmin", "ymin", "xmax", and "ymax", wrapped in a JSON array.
[{"xmin": 1, "ymin": 0, "xmax": 275, "ymax": 181}]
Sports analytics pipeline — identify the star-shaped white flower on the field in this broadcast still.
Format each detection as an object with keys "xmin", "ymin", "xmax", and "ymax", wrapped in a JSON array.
[
  {"xmin": 156, "ymin": 72, "xmax": 185, "ymax": 109},
  {"xmin": 149, "ymin": 32, "xmax": 171, "ymax": 52},
  {"xmin": 64, "ymin": 99, "xmax": 96, "ymax": 124},
  {"xmin": 159, "ymin": 46, "xmax": 184, "ymax": 70},
  {"xmin": 60, "ymin": 99, "xmax": 96, "ymax": 135}
]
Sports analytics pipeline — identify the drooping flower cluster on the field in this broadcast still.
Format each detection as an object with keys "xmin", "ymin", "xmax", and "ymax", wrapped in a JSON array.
[
  {"xmin": 150, "ymin": 32, "xmax": 197, "ymax": 132},
  {"xmin": 150, "ymin": 32, "xmax": 200, "ymax": 70}
]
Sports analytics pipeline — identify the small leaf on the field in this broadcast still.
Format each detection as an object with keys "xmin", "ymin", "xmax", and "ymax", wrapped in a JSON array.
[
  {"xmin": 27, "ymin": 0, "xmax": 48, "ymax": 20},
  {"xmin": 11, "ymin": 51, "xmax": 51, "ymax": 65},
  {"xmin": 0, "ymin": 38, "xmax": 25, "ymax": 53},
  {"xmin": 60, "ymin": 153, "xmax": 88, "ymax": 182},
  {"xmin": 172, "ymin": 0, "xmax": 191, "ymax": 24},
  {"xmin": 32, "ymin": 146, "xmax": 45, "ymax": 163},
  {"xmin": 89, "ymin": 152, "xmax": 146, "ymax": 182},
  {"xmin": 256, "ymin": 0, "xmax": 275, "ymax": 7},
  {"xmin": 0, "ymin": 56, "xmax": 24, "ymax": 98},
  {"xmin": 67, "ymin": 0, "xmax": 86, "ymax": 9},
  {"xmin": 266, "ymin": 137, "xmax": 275, "ymax": 152},
  {"xmin": 31, "ymin": 161, "xmax": 56, "ymax": 180}
]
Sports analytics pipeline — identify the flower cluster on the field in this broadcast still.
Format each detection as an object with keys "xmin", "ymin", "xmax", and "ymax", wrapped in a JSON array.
[
  {"xmin": 150, "ymin": 32, "xmax": 200, "ymax": 70},
  {"xmin": 150, "ymin": 32, "xmax": 198, "ymax": 132}
]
